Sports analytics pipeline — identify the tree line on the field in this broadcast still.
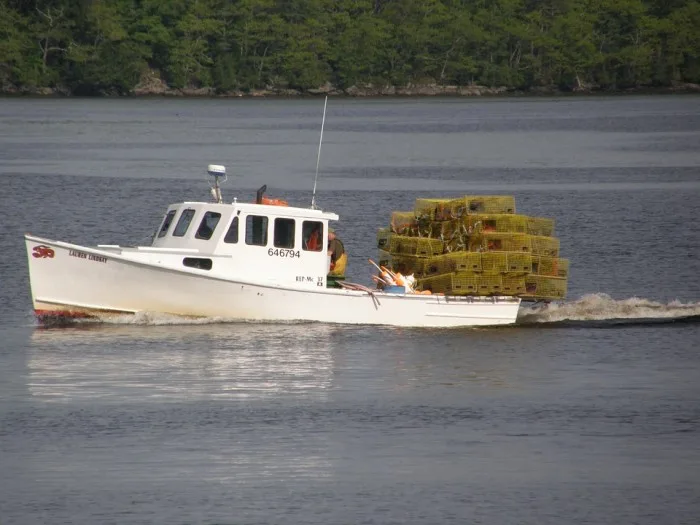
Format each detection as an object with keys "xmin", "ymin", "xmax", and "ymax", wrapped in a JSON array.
[{"xmin": 1, "ymin": 0, "xmax": 698, "ymax": 95}]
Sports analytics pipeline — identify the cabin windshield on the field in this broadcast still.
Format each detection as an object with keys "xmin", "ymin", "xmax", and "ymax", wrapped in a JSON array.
[
  {"xmin": 195, "ymin": 211, "xmax": 222, "ymax": 240},
  {"xmin": 157, "ymin": 210, "xmax": 177, "ymax": 238},
  {"xmin": 224, "ymin": 216, "xmax": 239, "ymax": 243},
  {"xmin": 173, "ymin": 209, "xmax": 196, "ymax": 237}
]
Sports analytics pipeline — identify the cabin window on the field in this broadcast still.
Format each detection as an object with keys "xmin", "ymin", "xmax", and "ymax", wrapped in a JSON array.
[
  {"xmin": 183, "ymin": 257, "xmax": 212, "ymax": 270},
  {"xmin": 274, "ymin": 218, "xmax": 295, "ymax": 249},
  {"xmin": 157, "ymin": 210, "xmax": 177, "ymax": 238},
  {"xmin": 302, "ymin": 221, "xmax": 323, "ymax": 252},
  {"xmin": 195, "ymin": 211, "xmax": 221, "ymax": 240},
  {"xmin": 173, "ymin": 209, "xmax": 196, "ymax": 237},
  {"xmin": 224, "ymin": 216, "xmax": 239, "ymax": 244},
  {"xmin": 245, "ymin": 215, "xmax": 268, "ymax": 246}
]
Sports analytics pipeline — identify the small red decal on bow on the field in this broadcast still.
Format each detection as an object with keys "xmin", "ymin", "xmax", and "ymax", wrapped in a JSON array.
[{"xmin": 32, "ymin": 245, "xmax": 55, "ymax": 259}]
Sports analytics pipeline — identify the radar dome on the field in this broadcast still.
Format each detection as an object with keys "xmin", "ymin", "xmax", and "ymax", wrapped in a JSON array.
[{"xmin": 207, "ymin": 164, "xmax": 226, "ymax": 176}]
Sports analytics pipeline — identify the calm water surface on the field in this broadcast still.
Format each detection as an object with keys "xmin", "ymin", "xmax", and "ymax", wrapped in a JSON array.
[{"xmin": 1, "ymin": 96, "xmax": 699, "ymax": 524}]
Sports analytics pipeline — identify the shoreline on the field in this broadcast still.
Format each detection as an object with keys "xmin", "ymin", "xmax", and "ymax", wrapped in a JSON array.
[{"xmin": 2, "ymin": 81, "xmax": 699, "ymax": 99}]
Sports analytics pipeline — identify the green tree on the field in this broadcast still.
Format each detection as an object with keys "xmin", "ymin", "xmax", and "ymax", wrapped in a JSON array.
[
  {"xmin": 33, "ymin": 1, "xmax": 75, "ymax": 85},
  {"xmin": 64, "ymin": 0, "xmax": 148, "ymax": 94},
  {"xmin": 663, "ymin": 1, "xmax": 700, "ymax": 82},
  {"xmin": 167, "ymin": 0, "xmax": 223, "ymax": 88},
  {"xmin": 226, "ymin": 0, "xmax": 286, "ymax": 88},
  {"xmin": 0, "ymin": 3, "xmax": 42, "ymax": 87},
  {"xmin": 328, "ymin": 4, "xmax": 391, "ymax": 88},
  {"xmin": 1, "ymin": 0, "xmax": 698, "ymax": 94}
]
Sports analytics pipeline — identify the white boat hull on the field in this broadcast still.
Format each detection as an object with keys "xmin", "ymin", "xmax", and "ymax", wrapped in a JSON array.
[{"xmin": 25, "ymin": 235, "xmax": 520, "ymax": 327}]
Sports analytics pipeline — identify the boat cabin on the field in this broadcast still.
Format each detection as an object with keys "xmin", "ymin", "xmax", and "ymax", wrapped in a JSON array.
[
  {"xmin": 96, "ymin": 166, "xmax": 339, "ymax": 290},
  {"xmin": 145, "ymin": 195, "xmax": 339, "ymax": 290}
]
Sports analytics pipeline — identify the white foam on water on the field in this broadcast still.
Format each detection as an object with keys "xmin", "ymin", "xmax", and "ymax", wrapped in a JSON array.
[
  {"xmin": 92, "ymin": 311, "xmax": 309, "ymax": 326},
  {"xmin": 517, "ymin": 293, "xmax": 700, "ymax": 324}
]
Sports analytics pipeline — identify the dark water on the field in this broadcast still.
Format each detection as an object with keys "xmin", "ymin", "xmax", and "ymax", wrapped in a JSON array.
[{"xmin": 1, "ymin": 96, "xmax": 699, "ymax": 524}]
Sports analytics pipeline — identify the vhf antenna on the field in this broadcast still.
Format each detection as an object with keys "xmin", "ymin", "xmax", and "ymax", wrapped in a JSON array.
[{"xmin": 310, "ymin": 95, "xmax": 328, "ymax": 209}]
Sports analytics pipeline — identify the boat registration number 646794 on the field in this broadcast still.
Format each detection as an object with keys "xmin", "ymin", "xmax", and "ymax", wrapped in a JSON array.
[{"xmin": 268, "ymin": 248, "xmax": 301, "ymax": 258}]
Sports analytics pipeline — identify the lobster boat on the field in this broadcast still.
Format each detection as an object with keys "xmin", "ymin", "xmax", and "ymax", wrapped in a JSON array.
[{"xmin": 24, "ymin": 165, "xmax": 521, "ymax": 327}]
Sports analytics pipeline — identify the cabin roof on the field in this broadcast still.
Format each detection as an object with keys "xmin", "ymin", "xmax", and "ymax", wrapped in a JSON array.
[{"xmin": 175, "ymin": 200, "xmax": 339, "ymax": 221}]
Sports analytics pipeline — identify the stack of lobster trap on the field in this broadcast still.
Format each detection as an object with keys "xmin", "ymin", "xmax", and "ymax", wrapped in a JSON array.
[{"xmin": 376, "ymin": 195, "xmax": 568, "ymax": 301}]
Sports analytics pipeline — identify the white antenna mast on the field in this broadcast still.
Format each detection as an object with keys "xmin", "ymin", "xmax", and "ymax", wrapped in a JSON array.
[{"xmin": 310, "ymin": 95, "xmax": 328, "ymax": 209}]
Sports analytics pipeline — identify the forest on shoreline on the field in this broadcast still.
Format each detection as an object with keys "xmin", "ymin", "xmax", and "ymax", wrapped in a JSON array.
[{"xmin": 1, "ymin": 0, "xmax": 699, "ymax": 97}]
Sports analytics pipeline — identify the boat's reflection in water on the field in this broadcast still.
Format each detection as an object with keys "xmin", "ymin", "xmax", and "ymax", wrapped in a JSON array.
[{"xmin": 28, "ymin": 319, "xmax": 337, "ymax": 403}]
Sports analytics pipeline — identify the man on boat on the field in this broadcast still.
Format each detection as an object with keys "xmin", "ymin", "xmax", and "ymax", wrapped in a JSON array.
[{"xmin": 328, "ymin": 227, "xmax": 347, "ymax": 277}]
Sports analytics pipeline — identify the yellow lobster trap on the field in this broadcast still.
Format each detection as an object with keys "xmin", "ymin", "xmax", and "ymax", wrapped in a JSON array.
[
  {"xmin": 390, "ymin": 211, "xmax": 418, "ymax": 235},
  {"xmin": 417, "ymin": 272, "xmax": 514, "ymax": 296},
  {"xmin": 530, "ymin": 236, "xmax": 560, "ymax": 257},
  {"xmin": 522, "ymin": 276, "xmax": 568, "ymax": 301},
  {"xmin": 532, "ymin": 256, "xmax": 569, "ymax": 278},
  {"xmin": 414, "ymin": 198, "xmax": 454, "ymax": 221},
  {"xmin": 527, "ymin": 217, "xmax": 555, "ymax": 237},
  {"xmin": 414, "ymin": 195, "xmax": 516, "ymax": 221},
  {"xmin": 376, "ymin": 228, "xmax": 393, "ymax": 249},
  {"xmin": 389, "ymin": 235, "xmax": 445, "ymax": 257},
  {"xmin": 422, "ymin": 252, "xmax": 482, "ymax": 276},
  {"xmin": 389, "ymin": 254, "xmax": 426, "ymax": 276},
  {"xmin": 464, "ymin": 214, "xmax": 528, "ymax": 234},
  {"xmin": 446, "ymin": 195, "xmax": 516, "ymax": 216},
  {"xmin": 474, "ymin": 233, "xmax": 560, "ymax": 257},
  {"xmin": 417, "ymin": 273, "xmax": 498, "ymax": 295},
  {"xmin": 379, "ymin": 193, "xmax": 568, "ymax": 301}
]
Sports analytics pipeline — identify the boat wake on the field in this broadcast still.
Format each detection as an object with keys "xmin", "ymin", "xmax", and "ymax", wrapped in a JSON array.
[
  {"xmin": 517, "ymin": 293, "xmax": 700, "ymax": 327},
  {"xmin": 37, "ymin": 311, "xmax": 314, "ymax": 328},
  {"xmin": 35, "ymin": 293, "xmax": 700, "ymax": 329}
]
